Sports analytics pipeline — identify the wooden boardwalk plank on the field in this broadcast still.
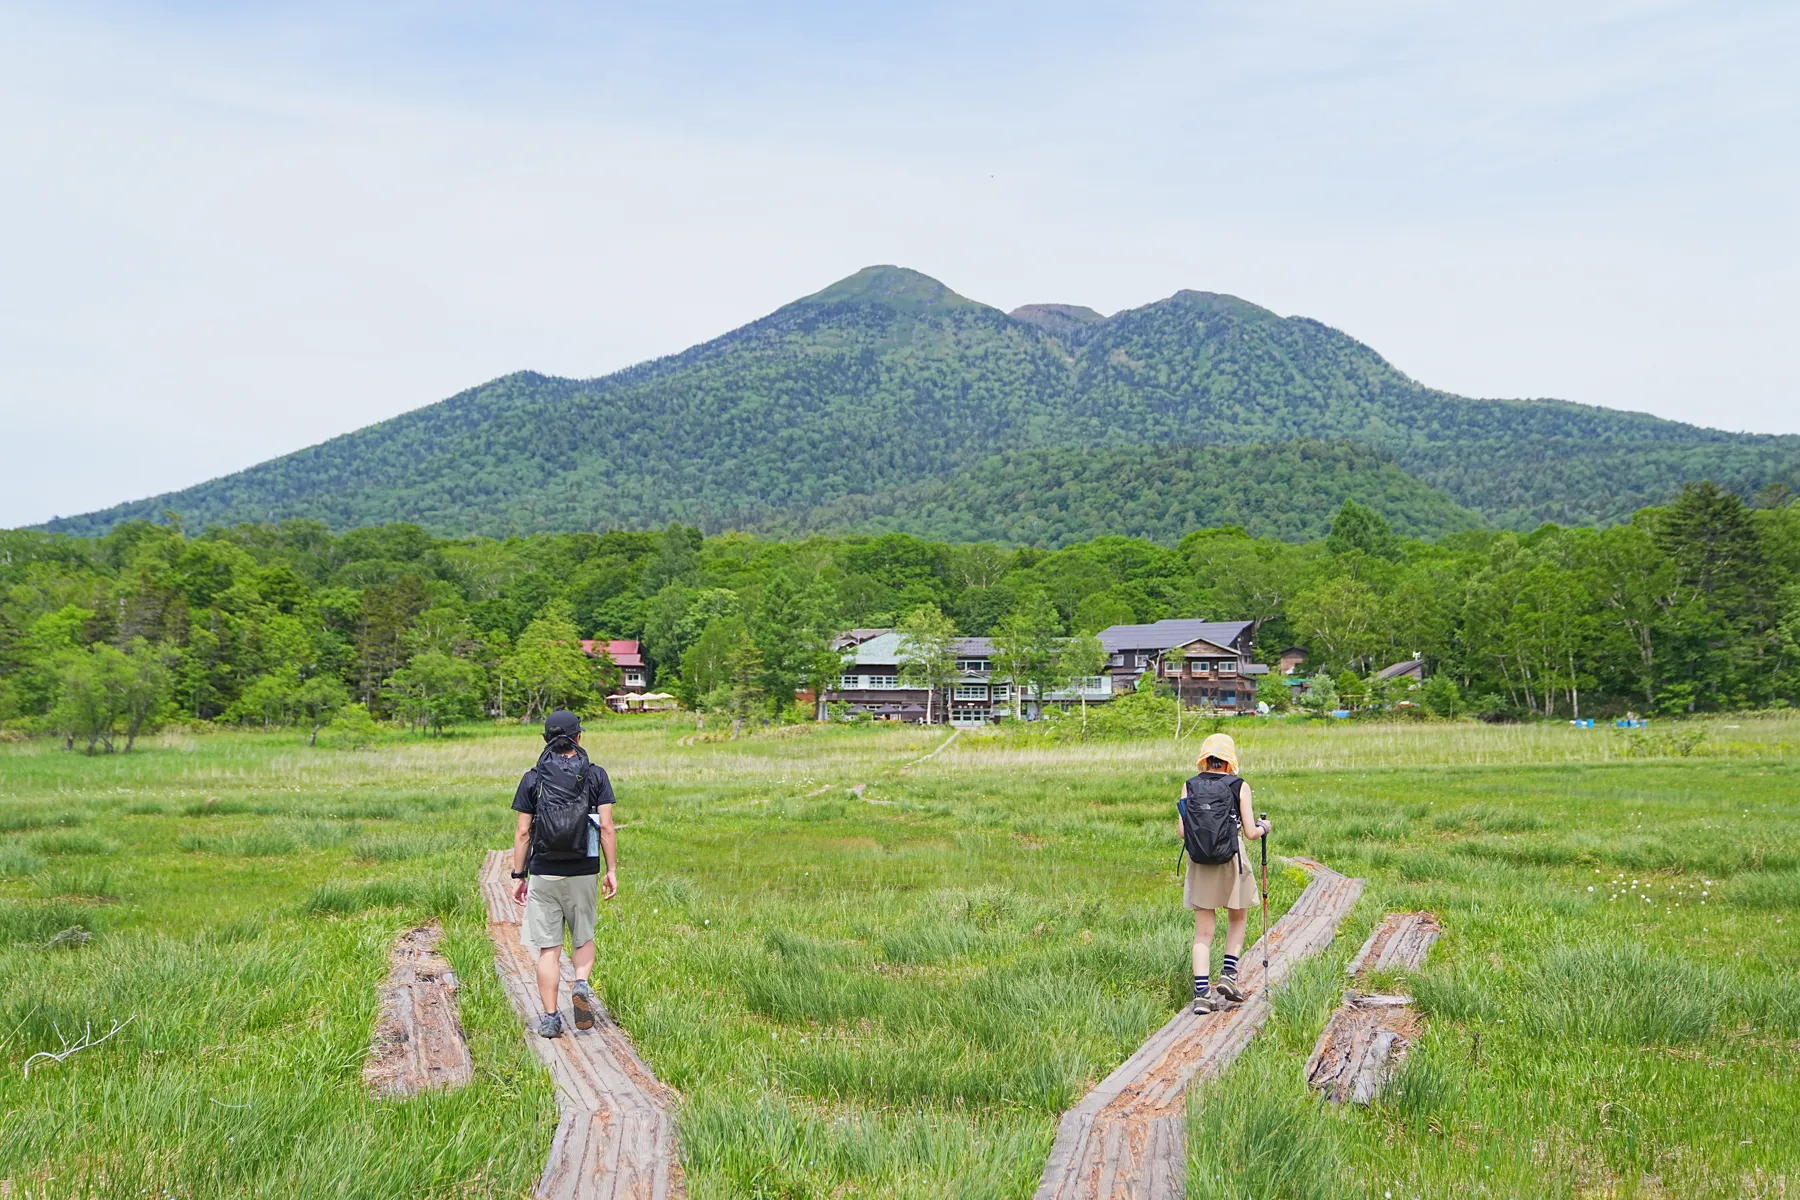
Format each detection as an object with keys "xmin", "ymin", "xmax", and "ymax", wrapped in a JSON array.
[
  {"xmin": 363, "ymin": 920, "xmax": 473, "ymax": 1098},
  {"xmin": 1344, "ymin": 910, "xmax": 1441, "ymax": 979},
  {"xmin": 1034, "ymin": 857, "xmax": 1365, "ymax": 1200},
  {"xmin": 1307, "ymin": 911, "xmax": 1442, "ymax": 1106},
  {"xmin": 481, "ymin": 850, "xmax": 686, "ymax": 1200}
]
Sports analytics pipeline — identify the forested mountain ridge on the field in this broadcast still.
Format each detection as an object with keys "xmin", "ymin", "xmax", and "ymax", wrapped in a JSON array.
[
  {"xmin": 784, "ymin": 441, "xmax": 1482, "ymax": 547},
  {"xmin": 43, "ymin": 265, "xmax": 1800, "ymax": 539}
]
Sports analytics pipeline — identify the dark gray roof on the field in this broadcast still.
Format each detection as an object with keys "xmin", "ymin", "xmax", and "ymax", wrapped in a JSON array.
[
  {"xmin": 952, "ymin": 637, "xmax": 995, "ymax": 655},
  {"xmin": 1097, "ymin": 620, "xmax": 1254, "ymax": 653},
  {"xmin": 1243, "ymin": 663, "xmax": 1270, "ymax": 675},
  {"xmin": 1375, "ymin": 659, "xmax": 1425, "ymax": 680}
]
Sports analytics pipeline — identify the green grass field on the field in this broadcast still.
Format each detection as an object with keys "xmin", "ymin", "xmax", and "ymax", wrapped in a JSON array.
[{"xmin": 2, "ymin": 715, "xmax": 1797, "ymax": 1198}]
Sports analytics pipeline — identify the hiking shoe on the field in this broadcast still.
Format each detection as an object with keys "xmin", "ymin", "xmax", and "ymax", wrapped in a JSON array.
[
  {"xmin": 537, "ymin": 1011, "xmax": 563, "ymax": 1039},
  {"xmin": 1191, "ymin": 991, "xmax": 1219, "ymax": 1015},
  {"xmin": 572, "ymin": 980, "xmax": 596, "ymax": 1031},
  {"xmin": 1212, "ymin": 973, "xmax": 1246, "ymax": 1004}
]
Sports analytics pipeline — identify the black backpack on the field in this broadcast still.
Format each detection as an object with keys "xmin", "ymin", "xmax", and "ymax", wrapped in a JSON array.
[
  {"xmin": 529, "ymin": 747, "xmax": 593, "ymax": 863},
  {"xmin": 1179, "ymin": 772, "xmax": 1242, "ymax": 866}
]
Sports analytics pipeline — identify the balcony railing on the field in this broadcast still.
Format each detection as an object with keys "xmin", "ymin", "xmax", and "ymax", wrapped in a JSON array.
[
  {"xmin": 838, "ymin": 675, "xmax": 903, "ymax": 690},
  {"xmin": 1044, "ymin": 676, "xmax": 1112, "ymax": 700}
]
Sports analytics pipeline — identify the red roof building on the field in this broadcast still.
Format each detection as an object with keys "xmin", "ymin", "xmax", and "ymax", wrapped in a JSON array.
[{"xmin": 580, "ymin": 639, "xmax": 647, "ymax": 691}]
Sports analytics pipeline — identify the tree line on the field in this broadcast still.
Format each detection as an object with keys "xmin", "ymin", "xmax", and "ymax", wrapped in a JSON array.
[{"xmin": 2, "ymin": 482, "xmax": 1796, "ymax": 750}]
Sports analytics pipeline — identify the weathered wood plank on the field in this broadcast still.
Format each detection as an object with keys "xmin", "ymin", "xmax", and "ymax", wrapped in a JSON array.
[
  {"xmin": 1034, "ymin": 856, "xmax": 1365, "ymax": 1200},
  {"xmin": 363, "ymin": 920, "xmax": 473, "ymax": 1098},
  {"xmin": 1344, "ymin": 910, "xmax": 1441, "ymax": 979},
  {"xmin": 1308, "ymin": 911, "xmax": 1442, "ymax": 1106},
  {"xmin": 481, "ymin": 850, "xmax": 686, "ymax": 1200}
]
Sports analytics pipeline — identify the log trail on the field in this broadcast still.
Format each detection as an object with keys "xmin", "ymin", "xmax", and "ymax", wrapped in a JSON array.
[
  {"xmin": 1033, "ymin": 856, "xmax": 1364, "ymax": 1200},
  {"xmin": 364, "ymin": 920, "xmax": 473, "ymax": 1098},
  {"xmin": 481, "ymin": 850, "xmax": 686, "ymax": 1200},
  {"xmin": 1305, "ymin": 911, "xmax": 1441, "ymax": 1106}
]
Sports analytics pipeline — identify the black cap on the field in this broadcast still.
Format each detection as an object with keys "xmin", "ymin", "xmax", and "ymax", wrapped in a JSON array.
[{"xmin": 544, "ymin": 710, "xmax": 583, "ymax": 740}]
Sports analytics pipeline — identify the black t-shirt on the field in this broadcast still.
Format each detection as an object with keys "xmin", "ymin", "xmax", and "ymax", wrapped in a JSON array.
[{"xmin": 512, "ymin": 754, "xmax": 616, "ymax": 876}]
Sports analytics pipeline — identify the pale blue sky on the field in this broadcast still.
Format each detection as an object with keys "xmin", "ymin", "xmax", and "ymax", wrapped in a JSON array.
[{"xmin": 2, "ymin": 1, "xmax": 1795, "ymax": 527}]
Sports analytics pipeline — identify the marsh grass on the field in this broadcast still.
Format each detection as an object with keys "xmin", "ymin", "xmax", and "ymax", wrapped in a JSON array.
[
  {"xmin": 33, "ymin": 865, "xmax": 118, "ymax": 900},
  {"xmin": 0, "ymin": 843, "xmax": 46, "ymax": 877},
  {"xmin": 178, "ymin": 831, "xmax": 302, "ymax": 857},
  {"xmin": 2, "ymin": 715, "xmax": 1797, "ymax": 1197},
  {"xmin": 1187, "ymin": 1049, "xmax": 1342, "ymax": 1200},
  {"xmin": 302, "ymin": 874, "xmax": 476, "ymax": 918},
  {"xmin": 0, "ymin": 807, "xmax": 86, "ymax": 833},
  {"xmin": 349, "ymin": 831, "xmax": 462, "ymax": 861},
  {"xmin": 30, "ymin": 831, "xmax": 118, "ymax": 856},
  {"xmin": 1725, "ymin": 866, "xmax": 1800, "ymax": 910},
  {"xmin": 0, "ymin": 899, "xmax": 94, "ymax": 944}
]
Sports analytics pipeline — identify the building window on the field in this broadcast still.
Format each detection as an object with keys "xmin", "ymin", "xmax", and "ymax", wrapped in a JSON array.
[
  {"xmin": 954, "ymin": 684, "xmax": 988, "ymax": 700},
  {"xmin": 1218, "ymin": 662, "xmax": 1238, "ymax": 676},
  {"xmin": 1221, "ymin": 690, "xmax": 1238, "ymax": 706},
  {"xmin": 1165, "ymin": 660, "xmax": 1183, "ymax": 676},
  {"xmin": 838, "ymin": 675, "xmax": 860, "ymax": 689},
  {"xmin": 1189, "ymin": 659, "xmax": 1209, "ymax": 674},
  {"xmin": 992, "ymin": 684, "xmax": 1012, "ymax": 699},
  {"xmin": 1108, "ymin": 653, "xmax": 1124, "ymax": 667},
  {"xmin": 864, "ymin": 675, "xmax": 899, "ymax": 689},
  {"xmin": 624, "ymin": 671, "xmax": 644, "ymax": 685},
  {"xmin": 956, "ymin": 659, "xmax": 990, "ymax": 672}
]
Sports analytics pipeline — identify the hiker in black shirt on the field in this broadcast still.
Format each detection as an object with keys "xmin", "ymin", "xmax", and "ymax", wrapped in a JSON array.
[{"xmin": 509, "ymin": 710, "xmax": 617, "ymax": 1038}]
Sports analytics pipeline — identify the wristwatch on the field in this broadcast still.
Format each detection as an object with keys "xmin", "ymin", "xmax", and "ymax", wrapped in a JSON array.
[{"xmin": 510, "ymin": 870, "xmax": 527, "ymax": 880}]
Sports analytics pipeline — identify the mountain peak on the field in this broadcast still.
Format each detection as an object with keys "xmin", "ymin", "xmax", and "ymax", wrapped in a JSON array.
[
  {"xmin": 1009, "ymin": 303, "xmax": 1106, "ymax": 336},
  {"xmin": 799, "ymin": 265, "xmax": 988, "ymax": 312}
]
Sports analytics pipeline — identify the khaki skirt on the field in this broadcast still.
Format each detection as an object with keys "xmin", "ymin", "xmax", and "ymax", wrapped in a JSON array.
[{"xmin": 1183, "ymin": 839, "xmax": 1261, "ymax": 911}]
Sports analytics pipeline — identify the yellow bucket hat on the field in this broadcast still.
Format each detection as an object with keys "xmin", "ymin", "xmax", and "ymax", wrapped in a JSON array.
[{"xmin": 1196, "ymin": 732, "xmax": 1239, "ymax": 774}]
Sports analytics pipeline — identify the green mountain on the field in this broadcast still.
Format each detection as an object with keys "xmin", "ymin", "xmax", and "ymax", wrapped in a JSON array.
[{"xmin": 44, "ymin": 265, "xmax": 1800, "ymax": 540}]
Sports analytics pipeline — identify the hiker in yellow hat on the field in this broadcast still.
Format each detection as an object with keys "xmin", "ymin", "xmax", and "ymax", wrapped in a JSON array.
[{"xmin": 1176, "ymin": 732, "xmax": 1271, "ymax": 1014}]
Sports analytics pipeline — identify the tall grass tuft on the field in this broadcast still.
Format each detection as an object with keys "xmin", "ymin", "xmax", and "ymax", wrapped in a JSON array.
[
  {"xmin": 34, "ymin": 866, "xmax": 117, "ymax": 900},
  {"xmin": 1380, "ymin": 1043, "xmax": 1461, "ymax": 1125},
  {"xmin": 0, "ymin": 844, "xmax": 46, "ymax": 877},
  {"xmin": 350, "ymin": 832, "xmax": 459, "ymax": 861},
  {"xmin": 1536, "ymin": 942, "xmax": 1716, "ymax": 1044},
  {"xmin": 1267, "ymin": 955, "xmax": 1345, "ymax": 1056},
  {"xmin": 1723, "ymin": 867, "xmax": 1800, "ymax": 910},
  {"xmin": 0, "ymin": 900, "xmax": 94, "ymax": 945},
  {"xmin": 1188, "ymin": 1053, "xmax": 1342, "ymax": 1200},
  {"xmin": 1412, "ymin": 961, "xmax": 1502, "ymax": 1024},
  {"xmin": 0, "ymin": 808, "xmax": 86, "ymax": 833},
  {"xmin": 31, "ymin": 831, "xmax": 118, "ymax": 857},
  {"xmin": 177, "ymin": 832, "xmax": 300, "ymax": 857},
  {"xmin": 301, "ymin": 875, "xmax": 473, "ymax": 918},
  {"xmin": 881, "ymin": 924, "xmax": 979, "ymax": 964}
]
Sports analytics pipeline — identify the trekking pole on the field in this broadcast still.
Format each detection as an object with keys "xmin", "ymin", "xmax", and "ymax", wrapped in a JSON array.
[{"xmin": 1258, "ymin": 813, "xmax": 1270, "ymax": 979}]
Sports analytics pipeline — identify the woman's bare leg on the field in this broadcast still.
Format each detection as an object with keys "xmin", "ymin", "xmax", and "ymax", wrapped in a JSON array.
[
  {"xmin": 1224, "ymin": 907, "xmax": 1248, "ymax": 958},
  {"xmin": 1192, "ymin": 908, "xmax": 1216, "ymax": 976}
]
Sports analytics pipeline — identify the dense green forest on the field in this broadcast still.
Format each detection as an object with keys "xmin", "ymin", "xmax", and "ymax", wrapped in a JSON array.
[
  {"xmin": 45, "ymin": 266, "xmax": 1800, "ymax": 540},
  {"xmin": 793, "ymin": 441, "xmax": 1481, "ymax": 546},
  {"xmin": 6, "ymin": 483, "xmax": 1797, "ymax": 748}
]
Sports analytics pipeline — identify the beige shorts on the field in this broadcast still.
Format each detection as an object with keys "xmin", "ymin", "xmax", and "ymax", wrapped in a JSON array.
[
  {"xmin": 1184, "ymin": 839, "xmax": 1261, "ymax": 911},
  {"xmin": 522, "ymin": 873, "xmax": 598, "ymax": 949}
]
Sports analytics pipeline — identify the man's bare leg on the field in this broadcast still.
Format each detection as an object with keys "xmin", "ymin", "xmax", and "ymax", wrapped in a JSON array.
[
  {"xmin": 572, "ymin": 939, "xmax": 595, "ymax": 983},
  {"xmin": 535, "ymin": 945, "xmax": 562, "ymax": 1015}
]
